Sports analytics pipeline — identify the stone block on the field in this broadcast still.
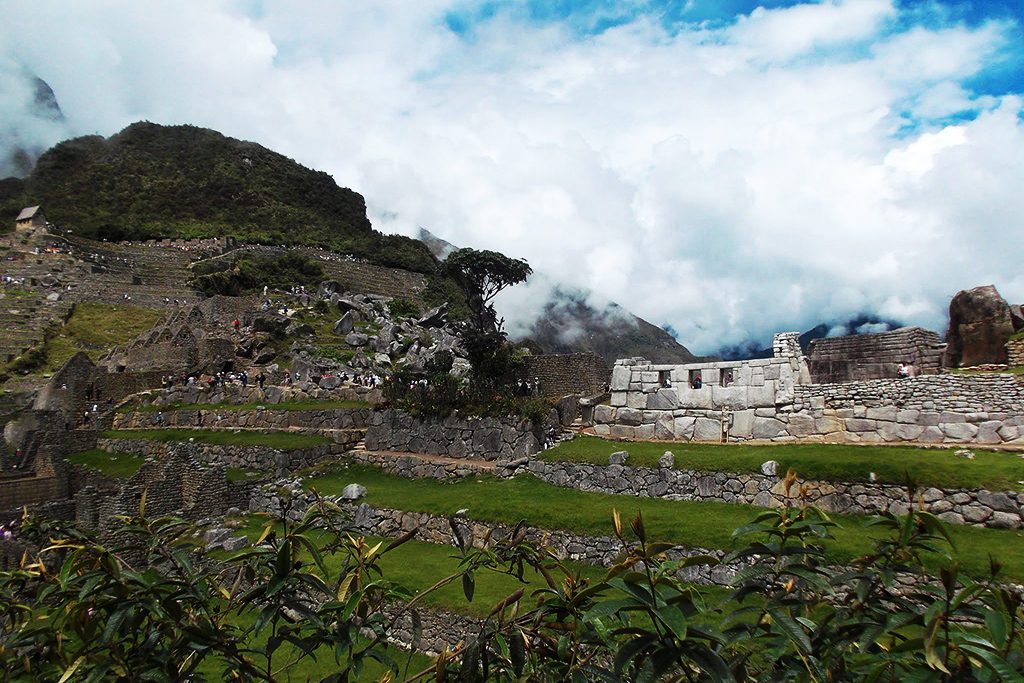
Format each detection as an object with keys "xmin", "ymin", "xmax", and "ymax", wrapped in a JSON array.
[
  {"xmin": 896, "ymin": 409, "xmax": 920, "ymax": 424},
  {"xmin": 617, "ymin": 407, "xmax": 643, "ymax": 426},
  {"xmin": 608, "ymin": 451, "xmax": 628, "ymax": 465},
  {"xmin": 987, "ymin": 512, "xmax": 1021, "ymax": 530},
  {"xmin": 976, "ymin": 421, "xmax": 1003, "ymax": 445},
  {"xmin": 866, "ymin": 406, "xmax": 898, "ymax": 422},
  {"xmin": 962, "ymin": 506, "xmax": 993, "ymax": 524},
  {"xmin": 731, "ymin": 409, "xmax": 755, "ymax": 439},
  {"xmin": 998, "ymin": 425, "xmax": 1020, "ymax": 441},
  {"xmin": 977, "ymin": 491, "xmax": 1019, "ymax": 513},
  {"xmin": 627, "ymin": 392, "xmax": 648, "ymax": 410},
  {"xmin": 815, "ymin": 415, "xmax": 844, "ymax": 434},
  {"xmin": 761, "ymin": 460, "xmax": 779, "ymax": 476},
  {"xmin": 636, "ymin": 424, "xmax": 656, "ymax": 440},
  {"xmin": 593, "ymin": 405, "xmax": 615, "ymax": 424},
  {"xmin": 641, "ymin": 371, "xmax": 659, "ymax": 383},
  {"xmin": 609, "ymin": 425, "xmax": 635, "ymax": 439},
  {"xmin": 593, "ymin": 424, "xmax": 610, "ymax": 437},
  {"xmin": 752, "ymin": 416, "xmax": 786, "ymax": 439},
  {"xmin": 673, "ymin": 416, "xmax": 696, "ymax": 439},
  {"xmin": 787, "ymin": 414, "xmax": 816, "ymax": 437},
  {"xmin": 918, "ymin": 426, "xmax": 945, "ymax": 443},
  {"xmin": 659, "ymin": 451, "xmax": 675, "ymax": 468},
  {"xmin": 646, "ymin": 389, "xmax": 680, "ymax": 410},
  {"xmin": 711, "ymin": 385, "xmax": 748, "ymax": 410},
  {"xmin": 655, "ymin": 415, "xmax": 675, "ymax": 440},
  {"xmin": 941, "ymin": 422, "xmax": 978, "ymax": 441},
  {"xmin": 845, "ymin": 418, "xmax": 877, "ymax": 432},
  {"xmin": 939, "ymin": 411, "xmax": 966, "ymax": 424},
  {"xmin": 747, "ymin": 384, "xmax": 776, "ymax": 408},
  {"xmin": 611, "ymin": 392, "xmax": 627, "ymax": 407},
  {"xmin": 611, "ymin": 365, "xmax": 631, "ymax": 391},
  {"xmin": 693, "ymin": 418, "xmax": 722, "ymax": 442},
  {"xmin": 679, "ymin": 388, "xmax": 713, "ymax": 410}
]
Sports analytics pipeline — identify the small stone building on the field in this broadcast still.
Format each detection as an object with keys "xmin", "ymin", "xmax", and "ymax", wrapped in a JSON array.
[{"xmin": 15, "ymin": 205, "xmax": 46, "ymax": 232}]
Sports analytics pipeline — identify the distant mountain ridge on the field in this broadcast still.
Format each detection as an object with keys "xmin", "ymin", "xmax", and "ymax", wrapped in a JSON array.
[
  {"xmin": 1, "ymin": 74, "xmax": 64, "ymax": 178},
  {"xmin": 718, "ymin": 314, "xmax": 904, "ymax": 360},
  {"xmin": 417, "ymin": 228, "xmax": 699, "ymax": 366}
]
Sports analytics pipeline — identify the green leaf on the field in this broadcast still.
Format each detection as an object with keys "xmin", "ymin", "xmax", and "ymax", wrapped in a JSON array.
[
  {"xmin": 959, "ymin": 644, "xmax": 1024, "ymax": 683},
  {"xmin": 767, "ymin": 606, "xmax": 811, "ymax": 655},
  {"xmin": 462, "ymin": 572, "xmax": 475, "ymax": 602}
]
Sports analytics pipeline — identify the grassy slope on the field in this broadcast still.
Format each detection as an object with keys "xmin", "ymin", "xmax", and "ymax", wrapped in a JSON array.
[
  {"xmin": 304, "ymin": 465, "xmax": 1024, "ymax": 582},
  {"xmin": 46, "ymin": 302, "xmax": 164, "ymax": 371},
  {"xmin": 67, "ymin": 448, "xmax": 259, "ymax": 481},
  {"xmin": 543, "ymin": 435, "xmax": 1024, "ymax": 492},
  {"xmin": 101, "ymin": 428, "xmax": 330, "ymax": 450}
]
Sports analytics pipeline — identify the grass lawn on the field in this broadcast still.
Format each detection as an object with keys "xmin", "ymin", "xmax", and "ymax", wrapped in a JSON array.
[
  {"xmin": 67, "ymin": 448, "xmax": 262, "ymax": 482},
  {"xmin": 45, "ymin": 303, "xmax": 164, "ymax": 371},
  {"xmin": 303, "ymin": 464, "xmax": 1024, "ymax": 583},
  {"xmin": 120, "ymin": 399, "xmax": 372, "ymax": 413},
  {"xmin": 101, "ymin": 428, "xmax": 331, "ymax": 450},
  {"xmin": 543, "ymin": 435, "xmax": 1024, "ymax": 492},
  {"xmin": 66, "ymin": 449, "xmax": 145, "ymax": 478}
]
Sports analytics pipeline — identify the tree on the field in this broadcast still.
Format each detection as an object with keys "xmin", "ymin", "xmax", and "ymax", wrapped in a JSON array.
[{"xmin": 442, "ymin": 248, "xmax": 532, "ymax": 335}]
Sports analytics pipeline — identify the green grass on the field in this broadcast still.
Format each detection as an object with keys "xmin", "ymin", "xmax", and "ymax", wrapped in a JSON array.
[
  {"xmin": 544, "ymin": 435, "xmax": 1024, "ymax": 492},
  {"xmin": 46, "ymin": 302, "xmax": 164, "ymax": 371},
  {"xmin": 101, "ymin": 428, "xmax": 331, "ymax": 450},
  {"xmin": 66, "ymin": 449, "xmax": 145, "ymax": 478},
  {"xmin": 67, "ymin": 448, "xmax": 262, "ymax": 482},
  {"xmin": 303, "ymin": 464, "xmax": 1024, "ymax": 583},
  {"xmin": 120, "ymin": 399, "xmax": 372, "ymax": 413}
]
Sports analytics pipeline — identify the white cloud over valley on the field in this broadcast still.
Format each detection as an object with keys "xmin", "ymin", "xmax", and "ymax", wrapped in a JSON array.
[{"xmin": 1, "ymin": 0, "xmax": 1022, "ymax": 354}]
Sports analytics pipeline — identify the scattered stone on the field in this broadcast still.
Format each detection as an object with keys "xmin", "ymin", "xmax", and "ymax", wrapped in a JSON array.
[
  {"xmin": 608, "ymin": 451, "xmax": 628, "ymax": 466},
  {"xmin": 760, "ymin": 460, "xmax": 779, "ymax": 476},
  {"xmin": 954, "ymin": 449, "xmax": 976, "ymax": 460},
  {"xmin": 341, "ymin": 483, "xmax": 367, "ymax": 500},
  {"xmin": 659, "ymin": 451, "xmax": 675, "ymax": 469}
]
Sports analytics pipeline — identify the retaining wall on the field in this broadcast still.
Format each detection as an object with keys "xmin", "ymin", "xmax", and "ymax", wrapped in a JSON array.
[
  {"xmin": 524, "ymin": 353, "xmax": 610, "ymax": 398},
  {"xmin": 807, "ymin": 326, "xmax": 944, "ymax": 383},
  {"xmin": 365, "ymin": 409, "xmax": 558, "ymax": 462},
  {"xmin": 97, "ymin": 438, "xmax": 352, "ymax": 475},
  {"xmin": 113, "ymin": 407, "xmax": 373, "ymax": 432},
  {"xmin": 1008, "ymin": 339, "xmax": 1024, "ymax": 366},
  {"xmin": 525, "ymin": 458, "xmax": 1024, "ymax": 529}
]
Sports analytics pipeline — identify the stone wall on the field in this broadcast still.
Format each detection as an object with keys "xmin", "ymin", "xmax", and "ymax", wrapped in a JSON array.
[
  {"xmin": 97, "ymin": 437, "xmax": 352, "ymax": 475},
  {"xmin": 136, "ymin": 382, "xmax": 379, "ymax": 409},
  {"xmin": 248, "ymin": 483, "xmax": 742, "ymax": 587},
  {"xmin": 365, "ymin": 409, "xmax": 556, "ymax": 462},
  {"xmin": 1008, "ymin": 339, "xmax": 1024, "ymax": 366},
  {"xmin": 598, "ymin": 372, "xmax": 1024, "ymax": 446},
  {"xmin": 807, "ymin": 327, "xmax": 945, "ymax": 383},
  {"xmin": 524, "ymin": 353, "xmax": 610, "ymax": 398},
  {"xmin": 113, "ymin": 407, "xmax": 373, "ymax": 432},
  {"xmin": 525, "ymin": 459, "xmax": 1024, "ymax": 529},
  {"xmin": 77, "ymin": 447, "xmax": 236, "ymax": 534},
  {"xmin": 0, "ymin": 473, "xmax": 61, "ymax": 512}
]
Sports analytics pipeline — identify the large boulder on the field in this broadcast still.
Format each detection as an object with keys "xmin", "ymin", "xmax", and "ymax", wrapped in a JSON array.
[{"xmin": 944, "ymin": 285, "xmax": 1015, "ymax": 368}]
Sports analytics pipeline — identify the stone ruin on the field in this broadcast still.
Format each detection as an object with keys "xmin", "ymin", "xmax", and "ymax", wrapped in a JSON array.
[{"xmin": 806, "ymin": 326, "xmax": 944, "ymax": 383}]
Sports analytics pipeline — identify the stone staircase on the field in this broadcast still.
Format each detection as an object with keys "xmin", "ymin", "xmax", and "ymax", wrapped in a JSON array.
[{"xmin": 347, "ymin": 435, "xmax": 498, "ymax": 478}]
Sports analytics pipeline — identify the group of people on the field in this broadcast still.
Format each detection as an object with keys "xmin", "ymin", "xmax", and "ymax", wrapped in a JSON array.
[{"xmin": 160, "ymin": 370, "xmax": 267, "ymax": 391}]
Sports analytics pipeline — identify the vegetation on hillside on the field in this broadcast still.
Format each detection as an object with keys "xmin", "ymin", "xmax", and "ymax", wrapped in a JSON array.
[
  {"xmin": 3, "ymin": 486, "xmax": 1023, "ymax": 680},
  {"xmin": 13, "ymin": 122, "xmax": 437, "ymax": 274}
]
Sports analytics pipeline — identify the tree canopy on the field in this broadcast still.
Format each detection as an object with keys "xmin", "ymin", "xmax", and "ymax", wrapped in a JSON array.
[{"xmin": 442, "ymin": 247, "xmax": 532, "ymax": 334}]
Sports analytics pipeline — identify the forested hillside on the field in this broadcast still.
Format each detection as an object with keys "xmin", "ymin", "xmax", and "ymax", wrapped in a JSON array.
[{"xmin": 5, "ymin": 122, "xmax": 436, "ymax": 274}]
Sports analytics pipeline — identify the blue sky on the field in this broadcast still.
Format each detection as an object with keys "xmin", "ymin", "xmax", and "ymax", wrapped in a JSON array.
[{"xmin": 2, "ymin": 0, "xmax": 1023, "ymax": 353}]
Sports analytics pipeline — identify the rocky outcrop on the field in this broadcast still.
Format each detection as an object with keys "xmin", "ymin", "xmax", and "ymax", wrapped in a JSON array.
[{"xmin": 944, "ymin": 285, "xmax": 1020, "ymax": 368}]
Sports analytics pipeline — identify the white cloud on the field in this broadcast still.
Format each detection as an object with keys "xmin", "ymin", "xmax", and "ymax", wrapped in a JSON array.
[{"xmin": 1, "ymin": 0, "xmax": 1022, "ymax": 354}]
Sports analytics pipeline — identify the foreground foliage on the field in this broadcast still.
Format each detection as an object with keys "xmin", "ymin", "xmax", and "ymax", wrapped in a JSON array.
[{"xmin": 1, "ymin": 478, "xmax": 1023, "ymax": 681}]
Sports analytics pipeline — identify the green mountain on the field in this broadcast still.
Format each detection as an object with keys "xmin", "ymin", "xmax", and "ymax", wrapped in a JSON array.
[{"xmin": 5, "ymin": 122, "xmax": 436, "ymax": 274}]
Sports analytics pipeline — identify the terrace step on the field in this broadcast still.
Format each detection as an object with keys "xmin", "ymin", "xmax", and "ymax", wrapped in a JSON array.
[{"xmin": 349, "ymin": 449, "xmax": 496, "ymax": 478}]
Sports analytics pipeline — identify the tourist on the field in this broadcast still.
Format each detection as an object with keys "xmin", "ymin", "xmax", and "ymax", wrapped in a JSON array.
[
  {"xmin": 897, "ymin": 362, "xmax": 910, "ymax": 379},
  {"xmin": 233, "ymin": 319, "xmax": 240, "ymax": 334},
  {"xmin": 692, "ymin": 375, "xmax": 702, "ymax": 390},
  {"xmin": 256, "ymin": 372, "xmax": 265, "ymax": 390}
]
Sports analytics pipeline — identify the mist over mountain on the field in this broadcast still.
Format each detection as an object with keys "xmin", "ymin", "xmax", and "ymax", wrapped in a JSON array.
[
  {"xmin": 1, "ymin": 73, "xmax": 65, "ymax": 179},
  {"xmin": 717, "ymin": 314, "xmax": 906, "ymax": 360}
]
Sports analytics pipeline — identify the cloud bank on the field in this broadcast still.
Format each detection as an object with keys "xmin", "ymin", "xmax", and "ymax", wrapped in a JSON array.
[{"xmin": 1, "ymin": 0, "xmax": 1022, "ymax": 354}]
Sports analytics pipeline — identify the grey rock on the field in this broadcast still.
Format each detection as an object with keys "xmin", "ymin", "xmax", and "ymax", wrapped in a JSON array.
[
  {"xmin": 659, "ymin": 451, "xmax": 675, "ymax": 469},
  {"xmin": 760, "ymin": 460, "xmax": 779, "ymax": 476},
  {"xmin": 222, "ymin": 536, "xmax": 251, "ymax": 552},
  {"xmin": 341, "ymin": 483, "xmax": 368, "ymax": 500},
  {"xmin": 608, "ymin": 451, "xmax": 629, "ymax": 466},
  {"xmin": 345, "ymin": 333, "xmax": 369, "ymax": 347},
  {"xmin": 334, "ymin": 310, "xmax": 356, "ymax": 334}
]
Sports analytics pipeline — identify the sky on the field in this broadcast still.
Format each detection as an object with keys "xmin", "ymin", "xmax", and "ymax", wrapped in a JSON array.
[{"xmin": 1, "ymin": 0, "xmax": 1023, "ymax": 354}]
